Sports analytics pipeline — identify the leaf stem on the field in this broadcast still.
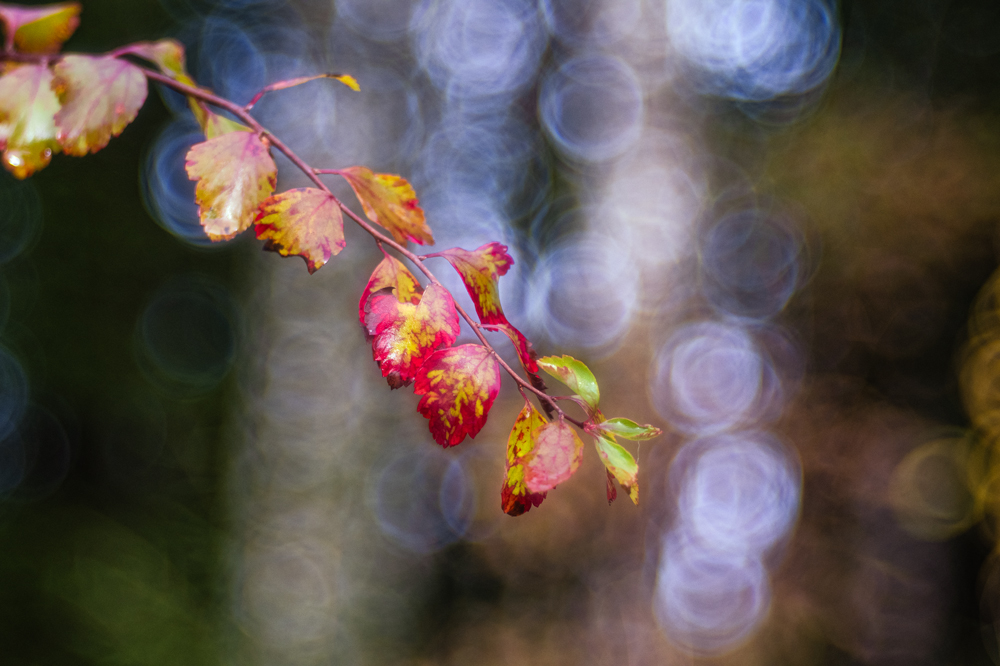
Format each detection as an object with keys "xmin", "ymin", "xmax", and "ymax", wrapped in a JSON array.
[{"xmin": 0, "ymin": 49, "xmax": 573, "ymax": 427}]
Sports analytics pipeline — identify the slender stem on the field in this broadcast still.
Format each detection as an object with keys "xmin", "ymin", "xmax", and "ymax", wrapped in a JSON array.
[
  {"xmin": 137, "ymin": 60, "xmax": 569, "ymax": 420},
  {"xmin": 0, "ymin": 48, "xmax": 567, "ymax": 423}
]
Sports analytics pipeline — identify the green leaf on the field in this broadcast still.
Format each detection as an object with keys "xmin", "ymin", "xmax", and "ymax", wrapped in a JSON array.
[
  {"xmin": 52, "ymin": 55, "xmax": 147, "ymax": 156},
  {"xmin": 593, "ymin": 433, "xmax": 638, "ymax": 505},
  {"xmin": 537, "ymin": 355, "xmax": 600, "ymax": 410},
  {"xmin": 592, "ymin": 417, "xmax": 663, "ymax": 441}
]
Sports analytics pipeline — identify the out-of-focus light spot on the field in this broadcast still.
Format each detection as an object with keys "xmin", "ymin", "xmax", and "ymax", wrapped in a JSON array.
[
  {"xmin": 530, "ymin": 232, "xmax": 638, "ymax": 352},
  {"xmin": 654, "ymin": 532, "xmax": 771, "ymax": 655},
  {"xmin": 135, "ymin": 277, "xmax": 239, "ymax": 397},
  {"xmin": 673, "ymin": 432, "xmax": 801, "ymax": 556},
  {"xmin": 142, "ymin": 119, "xmax": 213, "ymax": 247},
  {"xmin": 196, "ymin": 16, "xmax": 269, "ymax": 105},
  {"xmin": 373, "ymin": 448, "xmax": 468, "ymax": 553},
  {"xmin": 338, "ymin": 0, "xmax": 417, "ymax": 42},
  {"xmin": 540, "ymin": 0, "xmax": 642, "ymax": 47},
  {"xmin": 0, "ymin": 174, "xmax": 41, "ymax": 264},
  {"xmin": 666, "ymin": 0, "xmax": 840, "ymax": 101},
  {"xmin": 239, "ymin": 541, "xmax": 338, "ymax": 648},
  {"xmin": 540, "ymin": 54, "xmax": 644, "ymax": 162},
  {"xmin": 699, "ymin": 208, "xmax": 804, "ymax": 320},
  {"xmin": 890, "ymin": 433, "xmax": 984, "ymax": 541},
  {"xmin": 0, "ymin": 346, "xmax": 28, "ymax": 443},
  {"xmin": 413, "ymin": 0, "xmax": 547, "ymax": 99},
  {"xmin": 651, "ymin": 321, "xmax": 776, "ymax": 434}
]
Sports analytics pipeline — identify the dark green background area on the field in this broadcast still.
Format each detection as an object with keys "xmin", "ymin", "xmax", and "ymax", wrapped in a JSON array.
[{"xmin": 0, "ymin": 1, "xmax": 245, "ymax": 663}]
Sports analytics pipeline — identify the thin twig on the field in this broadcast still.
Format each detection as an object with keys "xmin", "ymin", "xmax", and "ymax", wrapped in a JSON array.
[{"xmin": 0, "ymin": 49, "xmax": 569, "ymax": 423}]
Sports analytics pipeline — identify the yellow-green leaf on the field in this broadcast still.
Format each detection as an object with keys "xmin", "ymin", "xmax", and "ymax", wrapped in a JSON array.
[
  {"xmin": 0, "ymin": 63, "xmax": 60, "ymax": 178},
  {"xmin": 537, "ymin": 355, "xmax": 600, "ymax": 410},
  {"xmin": 594, "ymin": 433, "xmax": 638, "ymax": 505},
  {"xmin": 185, "ymin": 131, "xmax": 277, "ymax": 241},
  {"xmin": 255, "ymin": 188, "xmax": 345, "ymax": 273},
  {"xmin": 339, "ymin": 166, "xmax": 433, "ymax": 245},
  {"xmin": 592, "ymin": 417, "xmax": 663, "ymax": 442},
  {"xmin": 0, "ymin": 2, "xmax": 80, "ymax": 53},
  {"xmin": 52, "ymin": 55, "xmax": 147, "ymax": 156}
]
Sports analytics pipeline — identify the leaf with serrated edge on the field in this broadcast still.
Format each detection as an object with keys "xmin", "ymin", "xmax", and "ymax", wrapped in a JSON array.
[
  {"xmin": 525, "ymin": 419, "xmax": 584, "ymax": 493},
  {"xmin": 339, "ymin": 166, "xmax": 433, "ymax": 245},
  {"xmin": 365, "ymin": 283, "xmax": 459, "ymax": 389},
  {"xmin": 0, "ymin": 63, "xmax": 60, "ymax": 178},
  {"xmin": 52, "ymin": 55, "xmax": 147, "ymax": 156},
  {"xmin": 432, "ymin": 243, "xmax": 512, "ymax": 325},
  {"xmin": 255, "ymin": 188, "xmax": 344, "ymax": 273},
  {"xmin": 537, "ymin": 355, "xmax": 600, "ymax": 410},
  {"xmin": 0, "ymin": 2, "xmax": 79, "ymax": 53},
  {"xmin": 358, "ymin": 252, "xmax": 422, "ymax": 327},
  {"xmin": 118, "ymin": 39, "xmax": 189, "ymax": 79},
  {"xmin": 185, "ymin": 131, "xmax": 276, "ymax": 240},
  {"xmin": 414, "ymin": 344, "xmax": 500, "ymax": 447},
  {"xmin": 502, "ymin": 402, "xmax": 547, "ymax": 516},
  {"xmin": 594, "ymin": 433, "xmax": 638, "ymax": 505},
  {"xmin": 591, "ymin": 417, "xmax": 663, "ymax": 441}
]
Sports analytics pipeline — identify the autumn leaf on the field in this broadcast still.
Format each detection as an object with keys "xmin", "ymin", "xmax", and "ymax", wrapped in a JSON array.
[
  {"xmin": 537, "ymin": 355, "xmax": 600, "ymax": 411},
  {"xmin": 245, "ymin": 73, "xmax": 359, "ymax": 110},
  {"xmin": 590, "ymin": 417, "xmax": 663, "ymax": 441},
  {"xmin": 594, "ymin": 433, "xmax": 638, "ymax": 505},
  {"xmin": 0, "ymin": 63, "xmax": 60, "ymax": 178},
  {"xmin": 502, "ymin": 402, "xmax": 548, "ymax": 516},
  {"xmin": 365, "ymin": 283, "xmax": 459, "ymax": 389},
  {"xmin": 526, "ymin": 419, "xmax": 584, "ymax": 493},
  {"xmin": 185, "ymin": 130, "xmax": 277, "ymax": 240},
  {"xmin": 605, "ymin": 470, "xmax": 617, "ymax": 504},
  {"xmin": 358, "ymin": 252, "xmax": 422, "ymax": 327},
  {"xmin": 414, "ymin": 344, "xmax": 501, "ymax": 447},
  {"xmin": 339, "ymin": 166, "xmax": 433, "ymax": 245},
  {"xmin": 0, "ymin": 2, "xmax": 79, "ymax": 53},
  {"xmin": 52, "ymin": 55, "xmax": 147, "ymax": 156},
  {"xmin": 430, "ymin": 243, "xmax": 512, "ymax": 325},
  {"xmin": 255, "ymin": 188, "xmax": 344, "ymax": 273}
]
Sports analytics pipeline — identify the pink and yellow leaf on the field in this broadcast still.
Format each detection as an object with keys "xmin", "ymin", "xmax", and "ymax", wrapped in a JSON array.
[
  {"xmin": 0, "ymin": 63, "xmax": 60, "ymax": 178},
  {"xmin": 52, "ymin": 55, "xmax": 147, "ymax": 156},
  {"xmin": 0, "ymin": 2, "xmax": 79, "ymax": 53},
  {"xmin": 431, "ymin": 242, "xmax": 513, "ymax": 325},
  {"xmin": 255, "ymin": 188, "xmax": 344, "ymax": 273},
  {"xmin": 185, "ymin": 130, "xmax": 277, "ymax": 240}
]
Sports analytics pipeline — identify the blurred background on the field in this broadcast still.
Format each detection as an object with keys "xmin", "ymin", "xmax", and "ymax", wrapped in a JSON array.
[{"xmin": 2, "ymin": 0, "xmax": 1000, "ymax": 663}]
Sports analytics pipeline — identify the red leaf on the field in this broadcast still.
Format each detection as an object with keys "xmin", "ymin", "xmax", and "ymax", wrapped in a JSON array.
[
  {"xmin": 431, "ymin": 242, "xmax": 512, "ymax": 325},
  {"xmin": 0, "ymin": 63, "xmax": 60, "ymax": 178},
  {"xmin": 0, "ymin": 2, "xmax": 79, "ymax": 54},
  {"xmin": 185, "ymin": 130, "xmax": 277, "ymax": 240},
  {"xmin": 339, "ymin": 166, "xmax": 433, "ymax": 245},
  {"xmin": 358, "ymin": 252, "xmax": 422, "ymax": 327},
  {"xmin": 414, "ymin": 344, "xmax": 501, "ymax": 447},
  {"xmin": 501, "ymin": 403, "xmax": 549, "ymax": 515},
  {"xmin": 365, "ymin": 283, "xmax": 459, "ymax": 389},
  {"xmin": 52, "ymin": 55, "xmax": 147, "ymax": 156},
  {"xmin": 255, "ymin": 188, "xmax": 345, "ymax": 273}
]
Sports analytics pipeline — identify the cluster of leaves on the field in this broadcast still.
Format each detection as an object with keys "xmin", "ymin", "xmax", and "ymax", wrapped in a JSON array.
[{"xmin": 0, "ymin": 2, "xmax": 662, "ymax": 516}]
